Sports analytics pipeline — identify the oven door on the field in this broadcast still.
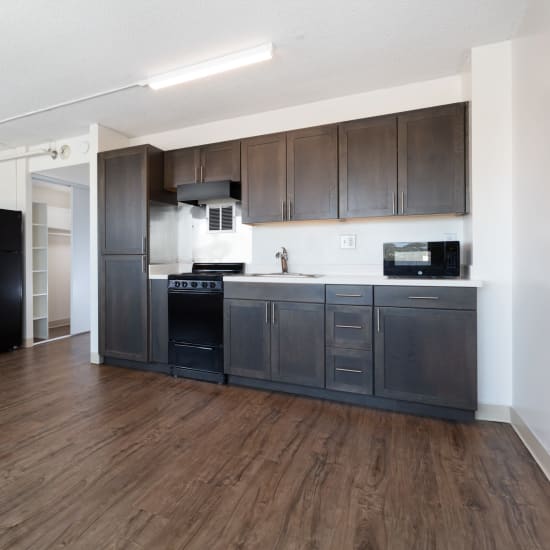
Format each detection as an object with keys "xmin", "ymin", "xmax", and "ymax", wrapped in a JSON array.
[{"xmin": 168, "ymin": 290, "xmax": 223, "ymax": 346}]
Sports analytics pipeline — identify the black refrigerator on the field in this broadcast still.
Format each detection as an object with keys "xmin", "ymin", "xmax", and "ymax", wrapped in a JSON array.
[{"xmin": 0, "ymin": 209, "xmax": 23, "ymax": 351}]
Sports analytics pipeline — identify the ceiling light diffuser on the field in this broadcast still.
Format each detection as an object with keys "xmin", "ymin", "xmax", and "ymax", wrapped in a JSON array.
[{"xmin": 146, "ymin": 43, "xmax": 273, "ymax": 90}]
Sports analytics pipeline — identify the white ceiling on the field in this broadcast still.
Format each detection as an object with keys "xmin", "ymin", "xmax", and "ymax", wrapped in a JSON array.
[{"xmin": 0, "ymin": 0, "xmax": 526, "ymax": 148}]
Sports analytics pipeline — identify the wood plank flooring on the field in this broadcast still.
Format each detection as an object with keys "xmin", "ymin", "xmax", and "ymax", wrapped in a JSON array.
[{"xmin": 0, "ymin": 334, "xmax": 549, "ymax": 549}]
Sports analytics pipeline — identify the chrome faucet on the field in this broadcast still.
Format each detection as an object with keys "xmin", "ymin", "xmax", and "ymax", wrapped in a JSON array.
[{"xmin": 275, "ymin": 247, "xmax": 289, "ymax": 274}]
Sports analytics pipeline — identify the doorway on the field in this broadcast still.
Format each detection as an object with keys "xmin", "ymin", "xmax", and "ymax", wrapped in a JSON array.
[{"xmin": 30, "ymin": 164, "xmax": 90, "ymax": 344}]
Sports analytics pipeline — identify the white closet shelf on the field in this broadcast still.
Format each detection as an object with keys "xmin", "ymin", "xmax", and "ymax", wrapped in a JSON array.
[
  {"xmin": 32, "ymin": 246, "xmax": 47, "ymax": 250},
  {"xmin": 33, "ymin": 315, "xmax": 47, "ymax": 321},
  {"xmin": 32, "ymin": 269, "xmax": 47, "ymax": 273},
  {"xmin": 33, "ymin": 292, "xmax": 47, "ymax": 296}
]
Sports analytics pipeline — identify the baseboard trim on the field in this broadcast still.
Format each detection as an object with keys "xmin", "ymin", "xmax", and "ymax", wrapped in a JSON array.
[
  {"xmin": 90, "ymin": 352, "xmax": 103, "ymax": 365},
  {"xmin": 511, "ymin": 408, "xmax": 550, "ymax": 481},
  {"xmin": 475, "ymin": 403, "xmax": 511, "ymax": 422},
  {"xmin": 49, "ymin": 318, "xmax": 70, "ymax": 329},
  {"xmin": 23, "ymin": 338, "xmax": 34, "ymax": 348}
]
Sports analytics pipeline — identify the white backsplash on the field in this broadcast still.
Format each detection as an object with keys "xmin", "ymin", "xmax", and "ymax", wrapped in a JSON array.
[
  {"xmin": 248, "ymin": 215, "xmax": 468, "ymax": 275},
  {"xmin": 176, "ymin": 204, "xmax": 468, "ymax": 275}
]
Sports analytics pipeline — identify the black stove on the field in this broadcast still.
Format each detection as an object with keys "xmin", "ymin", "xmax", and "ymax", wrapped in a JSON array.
[{"xmin": 168, "ymin": 263, "xmax": 243, "ymax": 383}]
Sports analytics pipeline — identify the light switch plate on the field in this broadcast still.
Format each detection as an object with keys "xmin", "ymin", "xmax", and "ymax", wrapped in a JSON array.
[{"xmin": 340, "ymin": 234, "xmax": 356, "ymax": 249}]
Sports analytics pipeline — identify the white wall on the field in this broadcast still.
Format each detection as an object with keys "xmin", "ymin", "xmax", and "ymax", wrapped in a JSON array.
[
  {"xmin": 511, "ymin": 0, "xmax": 550, "ymax": 456},
  {"xmin": 71, "ymin": 186, "xmax": 90, "ymax": 334},
  {"xmin": 470, "ymin": 42, "xmax": 514, "ymax": 411},
  {"xmin": 48, "ymin": 233, "xmax": 71, "ymax": 323},
  {"xmin": 249, "ymin": 216, "xmax": 463, "ymax": 275},
  {"xmin": 0, "ymin": 161, "xmax": 18, "ymax": 210}
]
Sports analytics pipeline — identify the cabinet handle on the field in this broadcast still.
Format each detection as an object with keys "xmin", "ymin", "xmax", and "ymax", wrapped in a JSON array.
[
  {"xmin": 288, "ymin": 200, "xmax": 292, "ymax": 220},
  {"xmin": 335, "ymin": 324, "xmax": 363, "ymax": 329},
  {"xmin": 195, "ymin": 166, "xmax": 198, "ymax": 183},
  {"xmin": 265, "ymin": 302, "xmax": 269, "ymax": 324},
  {"xmin": 377, "ymin": 308, "xmax": 380, "ymax": 333},
  {"xmin": 407, "ymin": 296, "xmax": 440, "ymax": 300},
  {"xmin": 272, "ymin": 303, "xmax": 275, "ymax": 325},
  {"xmin": 335, "ymin": 293, "xmax": 362, "ymax": 298},
  {"xmin": 142, "ymin": 236, "xmax": 147, "ymax": 254},
  {"xmin": 401, "ymin": 191, "xmax": 404, "ymax": 214},
  {"xmin": 335, "ymin": 367, "xmax": 363, "ymax": 374},
  {"xmin": 281, "ymin": 201, "xmax": 285, "ymax": 221},
  {"xmin": 200, "ymin": 165, "xmax": 204, "ymax": 182},
  {"xmin": 392, "ymin": 191, "xmax": 396, "ymax": 215},
  {"xmin": 142, "ymin": 256, "xmax": 147, "ymax": 273}
]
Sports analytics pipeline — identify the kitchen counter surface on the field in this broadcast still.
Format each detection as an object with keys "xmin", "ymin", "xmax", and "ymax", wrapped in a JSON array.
[{"xmin": 224, "ymin": 274, "xmax": 483, "ymax": 288}]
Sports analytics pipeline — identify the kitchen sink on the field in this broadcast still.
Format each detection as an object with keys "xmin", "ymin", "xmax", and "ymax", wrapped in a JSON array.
[{"xmin": 248, "ymin": 273, "xmax": 322, "ymax": 278}]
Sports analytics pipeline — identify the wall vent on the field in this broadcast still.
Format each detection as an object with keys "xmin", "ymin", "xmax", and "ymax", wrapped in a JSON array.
[{"xmin": 208, "ymin": 204, "xmax": 235, "ymax": 232}]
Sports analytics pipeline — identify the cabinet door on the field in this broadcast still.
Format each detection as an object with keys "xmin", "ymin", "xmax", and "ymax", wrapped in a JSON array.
[
  {"xmin": 201, "ymin": 140, "xmax": 240, "ymax": 182},
  {"xmin": 99, "ymin": 148, "xmax": 148, "ymax": 255},
  {"xmin": 374, "ymin": 307, "xmax": 476, "ymax": 409},
  {"xmin": 224, "ymin": 299, "xmax": 271, "ymax": 379},
  {"xmin": 241, "ymin": 133, "xmax": 287, "ymax": 223},
  {"xmin": 100, "ymin": 255, "xmax": 148, "ymax": 362},
  {"xmin": 271, "ymin": 302, "xmax": 325, "ymax": 388},
  {"xmin": 398, "ymin": 103, "xmax": 466, "ymax": 215},
  {"xmin": 164, "ymin": 147, "xmax": 200, "ymax": 190},
  {"xmin": 339, "ymin": 116, "xmax": 397, "ymax": 218},
  {"xmin": 287, "ymin": 125, "xmax": 338, "ymax": 220},
  {"xmin": 150, "ymin": 279, "xmax": 168, "ymax": 364}
]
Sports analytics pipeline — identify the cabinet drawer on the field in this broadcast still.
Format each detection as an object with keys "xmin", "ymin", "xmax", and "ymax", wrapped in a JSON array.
[
  {"xmin": 326, "ymin": 305, "xmax": 372, "ymax": 350},
  {"xmin": 224, "ymin": 282, "xmax": 324, "ymax": 303},
  {"xmin": 374, "ymin": 286, "xmax": 476, "ymax": 310},
  {"xmin": 326, "ymin": 348, "xmax": 373, "ymax": 395},
  {"xmin": 326, "ymin": 285, "xmax": 372, "ymax": 305}
]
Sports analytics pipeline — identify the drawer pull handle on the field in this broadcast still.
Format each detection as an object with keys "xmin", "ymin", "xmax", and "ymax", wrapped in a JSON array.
[
  {"xmin": 335, "ymin": 293, "xmax": 363, "ymax": 298},
  {"xmin": 335, "ymin": 324, "xmax": 363, "ymax": 329},
  {"xmin": 407, "ymin": 296, "xmax": 440, "ymax": 300},
  {"xmin": 335, "ymin": 367, "xmax": 363, "ymax": 374}
]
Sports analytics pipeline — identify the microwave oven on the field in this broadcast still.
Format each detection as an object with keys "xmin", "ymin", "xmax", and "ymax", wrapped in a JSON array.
[{"xmin": 383, "ymin": 241, "xmax": 460, "ymax": 278}]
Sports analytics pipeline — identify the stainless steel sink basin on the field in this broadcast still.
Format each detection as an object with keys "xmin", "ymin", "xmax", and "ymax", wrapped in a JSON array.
[{"xmin": 248, "ymin": 273, "xmax": 322, "ymax": 278}]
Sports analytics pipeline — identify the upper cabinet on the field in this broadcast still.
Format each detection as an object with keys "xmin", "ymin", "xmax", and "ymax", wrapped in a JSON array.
[
  {"xmin": 398, "ymin": 103, "xmax": 466, "ymax": 215},
  {"xmin": 165, "ymin": 102, "xmax": 468, "ymax": 220},
  {"xmin": 241, "ymin": 132, "xmax": 287, "ymax": 223},
  {"xmin": 99, "ymin": 145, "xmax": 168, "ymax": 255},
  {"xmin": 339, "ymin": 116, "xmax": 398, "ymax": 218},
  {"xmin": 287, "ymin": 125, "xmax": 338, "ymax": 220},
  {"xmin": 164, "ymin": 140, "xmax": 240, "ymax": 191}
]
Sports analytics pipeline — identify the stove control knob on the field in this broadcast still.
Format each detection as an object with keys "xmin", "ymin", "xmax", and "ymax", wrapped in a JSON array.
[
  {"xmin": 191, "ymin": 281, "xmax": 198, "ymax": 288},
  {"xmin": 174, "ymin": 281, "xmax": 180, "ymax": 288},
  {"xmin": 201, "ymin": 282, "xmax": 208, "ymax": 288},
  {"xmin": 209, "ymin": 282, "xmax": 217, "ymax": 289},
  {"xmin": 182, "ymin": 281, "xmax": 188, "ymax": 288}
]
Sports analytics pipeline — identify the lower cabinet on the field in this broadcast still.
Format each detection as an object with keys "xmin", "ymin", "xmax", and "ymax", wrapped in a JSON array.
[
  {"xmin": 100, "ymin": 255, "xmax": 148, "ymax": 362},
  {"xmin": 374, "ymin": 306, "xmax": 477, "ymax": 410},
  {"xmin": 271, "ymin": 301, "xmax": 325, "ymax": 387},
  {"xmin": 326, "ymin": 348, "xmax": 373, "ymax": 395},
  {"xmin": 224, "ymin": 299, "xmax": 270, "ymax": 379},
  {"xmin": 224, "ymin": 298, "xmax": 325, "ymax": 388}
]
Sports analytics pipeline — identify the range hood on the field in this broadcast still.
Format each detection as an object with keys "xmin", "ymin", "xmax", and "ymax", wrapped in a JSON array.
[{"xmin": 177, "ymin": 181, "xmax": 241, "ymax": 206}]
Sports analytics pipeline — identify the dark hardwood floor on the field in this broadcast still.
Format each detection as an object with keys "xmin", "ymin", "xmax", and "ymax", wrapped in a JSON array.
[{"xmin": 0, "ymin": 334, "xmax": 549, "ymax": 549}]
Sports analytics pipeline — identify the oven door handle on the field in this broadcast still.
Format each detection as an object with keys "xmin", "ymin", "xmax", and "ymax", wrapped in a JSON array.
[{"xmin": 172, "ymin": 343, "xmax": 215, "ymax": 352}]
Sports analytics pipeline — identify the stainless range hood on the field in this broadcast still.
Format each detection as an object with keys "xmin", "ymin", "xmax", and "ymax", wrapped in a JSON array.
[{"xmin": 177, "ymin": 181, "xmax": 241, "ymax": 206}]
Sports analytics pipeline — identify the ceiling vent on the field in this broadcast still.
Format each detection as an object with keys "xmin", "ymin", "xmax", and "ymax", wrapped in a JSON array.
[{"xmin": 208, "ymin": 204, "xmax": 235, "ymax": 232}]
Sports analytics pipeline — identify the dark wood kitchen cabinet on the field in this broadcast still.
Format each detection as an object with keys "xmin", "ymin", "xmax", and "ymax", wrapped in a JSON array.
[
  {"xmin": 374, "ymin": 287, "xmax": 477, "ymax": 410},
  {"xmin": 271, "ymin": 301, "xmax": 325, "ymax": 387},
  {"xmin": 164, "ymin": 140, "xmax": 240, "ymax": 190},
  {"xmin": 150, "ymin": 279, "xmax": 169, "ymax": 364},
  {"xmin": 241, "ymin": 132, "xmax": 287, "ymax": 223},
  {"xmin": 98, "ymin": 144, "xmax": 173, "ymax": 364},
  {"xmin": 224, "ymin": 299, "xmax": 271, "ymax": 379},
  {"xmin": 287, "ymin": 125, "xmax": 338, "ymax": 220},
  {"xmin": 398, "ymin": 103, "xmax": 466, "ymax": 215},
  {"xmin": 339, "ymin": 116, "xmax": 398, "ymax": 218},
  {"xmin": 99, "ymin": 147, "xmax": 148, "ymax": 255},
  {"xmin": 100, "ymin": 255, "xmax": 148, "ymax": 362},
  {"xmin": 224, "ymin": 283, "xmax": 325, "ymax": 388}
]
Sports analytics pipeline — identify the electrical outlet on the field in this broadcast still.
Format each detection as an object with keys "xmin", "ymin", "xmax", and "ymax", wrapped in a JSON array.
[{"xmin": 340, "ymin": 234, "xmax": 356, "ymax": 249}]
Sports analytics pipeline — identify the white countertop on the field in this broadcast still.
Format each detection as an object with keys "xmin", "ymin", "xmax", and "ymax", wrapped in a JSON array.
[{"xmin": 223, "ymin": 274, "xmax": 482, "ymax": 288}]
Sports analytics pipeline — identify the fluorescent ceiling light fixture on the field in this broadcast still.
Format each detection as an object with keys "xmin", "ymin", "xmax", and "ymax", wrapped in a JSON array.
[{"xmin": 146, "ymin": 43, "xmax": 273, "ymax": 90}]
